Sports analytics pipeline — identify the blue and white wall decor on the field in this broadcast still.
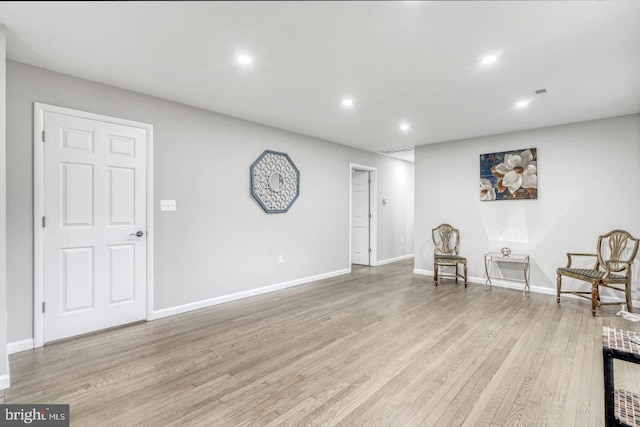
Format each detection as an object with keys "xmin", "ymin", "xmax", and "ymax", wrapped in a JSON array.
[{"xmin": 250, "ymin": 150, "xmax": 300, "ymax": 213}]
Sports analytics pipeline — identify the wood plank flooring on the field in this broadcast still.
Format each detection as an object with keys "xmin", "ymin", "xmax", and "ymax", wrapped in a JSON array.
[{"xmin": 6, "ymin": 259, "xmax": 640, "ymax": 426}]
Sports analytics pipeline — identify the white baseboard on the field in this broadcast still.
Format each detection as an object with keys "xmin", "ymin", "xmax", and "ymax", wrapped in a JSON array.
[
  {"xmin": 1, "ymin": 353, "xmax": 9, "ymax": 389},
  {"xmin": 373, "ymin": 254, "xmax": 414, "ymax": 267},
  {"xmin": 413, "ymin": 269, "xmax": 485, "ymax": 285},
  {"xmin": 150, "ymin": 268, "xmax": 352, "ymax": 320},
  {"xmin": 0, "ymin": 373, "xmax": 9, "ymax": 390},
  {"xmin": 479, "ymin": 279, "xmax": 640, "ymax": 306},
  {"xmin": 415, "ymin": 268, "xmax": 556, "ymax": 293},
  {"xmin": 8, "ymin": 339, "xmax": 34, "ymax": 355},
  {"xmin": 413, "ymin": 268, "xmax": 433, "ymax": 277},
  {"xmin": 484, "ymin": 279, "xmax": 551, "ymax": 295},
  {"xmin": 412, "ymin": 269, "xmax": 640, "ymax": 306}
]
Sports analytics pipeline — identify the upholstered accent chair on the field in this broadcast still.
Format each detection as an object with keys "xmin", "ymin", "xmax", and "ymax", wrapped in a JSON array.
[
  {"xmin": 432, "ymin": 224, "xmax": 467, "ymax": 287},
  {"xmin": 557, "ymin": 229, "xmax": 639, "ymax": 316}
]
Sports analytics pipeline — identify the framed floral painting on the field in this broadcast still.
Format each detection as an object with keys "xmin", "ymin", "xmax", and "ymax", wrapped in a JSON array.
[{"xmin": 480, "ymin": 148, "xmax": 537, "ymax": 200}]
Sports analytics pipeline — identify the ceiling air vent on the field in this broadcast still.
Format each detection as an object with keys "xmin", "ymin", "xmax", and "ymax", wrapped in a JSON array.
[
  {"xmin": 534, "ymin": 88, "xmax": 547, "ymax": 94},
  {"xmin": 378, "ymin": 146, "xmax": 414, "ymax": 155}
]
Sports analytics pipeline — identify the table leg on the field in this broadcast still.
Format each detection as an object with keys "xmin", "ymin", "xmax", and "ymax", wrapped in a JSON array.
[
  {"xmin": 603, "ymin": 351, "xmax": 615, "ymax": 426},
  {"xmin": 523, "ymin": 257, "xmax": 530, "ymax": 296},
  {"xmin": 484, "ymin": 255, "xmax": 492, "ymax": 290}
]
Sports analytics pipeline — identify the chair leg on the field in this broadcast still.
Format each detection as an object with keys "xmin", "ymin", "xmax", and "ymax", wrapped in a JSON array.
[
  {"xmin": 626, "ymin": 283, "xmax": 633, "ymax": 312},
  {"xmin": 463, "ymin": 262, "xmax": 467, "ymax": 288},
  {"xmin": 591, "ymin": 282, "xmax": 598, "ymax": 317},
  {"xmin": 556, "ymin": 273, "xmax": 561, "ymax": 303},
  {"xmin": 455, "ymin": 264, "xmax": 459, "ymax": 284},
  {"xmin": 434, "ymin": 263, "xmax": 438, "ymax": 286}
]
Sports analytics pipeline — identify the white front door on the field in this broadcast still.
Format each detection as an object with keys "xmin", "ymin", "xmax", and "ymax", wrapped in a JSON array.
[
  {"xmin": 351, "ymin": 170, "xmax": 370, "ymax": 265},
  {"xmin": 42, "ymin": 111, "xmax": 147, "ymax": 342}
]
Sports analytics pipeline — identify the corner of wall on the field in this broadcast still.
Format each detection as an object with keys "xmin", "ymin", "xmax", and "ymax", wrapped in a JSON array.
[{"xmin": 0, "ymin": 22, "xmax": 10, "ymax": 390}]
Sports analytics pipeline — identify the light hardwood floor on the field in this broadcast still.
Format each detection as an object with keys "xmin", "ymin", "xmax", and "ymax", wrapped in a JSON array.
[{"xmin": 6, "ymin": 259, "xmax": 640, "ymax": 426}]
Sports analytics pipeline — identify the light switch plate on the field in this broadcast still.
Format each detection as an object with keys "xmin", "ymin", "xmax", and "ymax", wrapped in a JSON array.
[{"xmin": 160, "ymin": 200, "xmax": 176, "ymax": 211}]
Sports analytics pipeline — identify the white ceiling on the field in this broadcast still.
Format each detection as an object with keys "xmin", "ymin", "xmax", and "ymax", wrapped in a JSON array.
[{"xmin": 1, "ymin": 1, "xmax": 639, "ymax": 162}]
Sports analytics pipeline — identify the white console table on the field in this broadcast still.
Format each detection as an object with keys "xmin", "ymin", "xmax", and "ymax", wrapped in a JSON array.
[{"xmin": 484, "ymin": 252, "xmax": 530, "ymax": 295}]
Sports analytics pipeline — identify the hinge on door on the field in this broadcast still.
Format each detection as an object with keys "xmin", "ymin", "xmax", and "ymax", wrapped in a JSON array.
[
  {"xmin": 42, "ymin": 302, "xmax": 45, "ymax": 313},
  {"xmin": 42, "ymin": 130, "xmax": 46, "ymax": 142},
  {"xmin": 42, "ymin": 216, "xmax": 46, "ymax": 228},
  {"xmin": 368, "ymin": 248, "xmax": 372, "ymax": 253},
  {"xmin": 368, "ymin": 213, "xmax": 372, "ymax": 219}
]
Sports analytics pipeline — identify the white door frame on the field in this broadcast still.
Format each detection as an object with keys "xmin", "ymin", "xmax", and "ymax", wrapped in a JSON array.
[
  {"xmin": 349, "ymin": 163, "xmax": 377, "ymax": 266},
  {"xmin": 33, "ymin": 103, "xmax": 154, "ymax": 348}
]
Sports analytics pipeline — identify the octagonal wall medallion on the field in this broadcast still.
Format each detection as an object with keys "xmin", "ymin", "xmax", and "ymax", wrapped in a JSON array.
[{"xmin": 250, "ymin": 150, "xmax": 300, "ymax": 213}]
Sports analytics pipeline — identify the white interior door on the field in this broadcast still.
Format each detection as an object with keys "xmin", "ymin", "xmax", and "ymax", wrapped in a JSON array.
[
  {"xmin": 42, "ymin": 111, "xmax": 147, "ymax": 342},
  {"xmin": 352, "ymin": 170, "xmax": 370, "ymax": 265}
]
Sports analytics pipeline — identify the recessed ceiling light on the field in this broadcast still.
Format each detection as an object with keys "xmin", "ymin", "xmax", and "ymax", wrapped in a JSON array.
[
  {"xmin": 514, "ymin": 100, "xmax": 531, "ymax": 109},
  {"xmin": 481, "ymin": 55, "xmax": 498, "ymax": 65},
  {"xmin": 237, "ymin": 54, "xmax": 253, "ymax": 65},
  {"xmin": 342, "ymin": 98, "xmax": 354, "ymax": 108},
  {"xmin": 399, "ymin": 122, "xmax": 411, "ymax": 132}
]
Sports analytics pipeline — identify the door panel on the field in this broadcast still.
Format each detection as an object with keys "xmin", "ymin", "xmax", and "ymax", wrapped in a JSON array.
[
  {"xmin": 43, "ymin": 111, "xmax": 147, "ymax": 342},
  {"xmin": 62, "ymin": 127, "xmax": 94, "ymax": 152},
  {"xmin": 109, "ymin": 135, "xmax": 136, "ymax": 156},
  {"xmin": 108, "ymin": 244, "xmax": 136, "ymax": 304},
  {"xmin": 109, "ymin": 167, "xmax": 135, "ymax": 224},
  {"xmin": 61, "ymin": 247, "xmax": 94, "ymax": 312}
]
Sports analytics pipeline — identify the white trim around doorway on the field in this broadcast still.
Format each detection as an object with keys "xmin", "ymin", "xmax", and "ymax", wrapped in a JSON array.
[{"xmin": 349, "ymin": 163, "xmax": 377, "ymax": 267}]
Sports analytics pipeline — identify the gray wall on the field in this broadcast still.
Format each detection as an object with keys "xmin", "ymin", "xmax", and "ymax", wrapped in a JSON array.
[
  {"xmin": 414, "ymin": 114, "xmax": 640, "ymax": 296},
  {"xmin": 6, "ymin": 61, "xmax": 414, "ymax": 343}
]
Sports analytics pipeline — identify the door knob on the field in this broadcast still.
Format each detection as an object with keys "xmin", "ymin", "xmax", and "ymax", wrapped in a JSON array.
[{"xmin": 130, "ymin": 231, "xmax": 144, "ymax": 237}]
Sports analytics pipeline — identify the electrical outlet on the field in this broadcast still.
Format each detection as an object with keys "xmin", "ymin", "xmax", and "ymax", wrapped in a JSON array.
[
  {"xmin": 160, "ymin": 200, "xmax": 176, "ymax": 211},
  {"xmin": 279, "ymin": 255, "xmax": 284, "ymax": 264}
]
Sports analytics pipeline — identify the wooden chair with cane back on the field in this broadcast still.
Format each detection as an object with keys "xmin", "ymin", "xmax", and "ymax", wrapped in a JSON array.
[
  {"xmin": 432, "ymin": 224, "xmax": 467, "ymax": 287},
  {"xmin": 557, "ymin": 229, "xmax": 639, "ymax": 316}
]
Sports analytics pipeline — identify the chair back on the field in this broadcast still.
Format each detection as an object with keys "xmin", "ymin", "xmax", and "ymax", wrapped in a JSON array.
[
  {"xmin": 432, "ymin": 224, "xmax": 461, "ymax": 256},
  {"xmin": 596, "ymin": 229, "xmax": 639, "ymax": 272}
]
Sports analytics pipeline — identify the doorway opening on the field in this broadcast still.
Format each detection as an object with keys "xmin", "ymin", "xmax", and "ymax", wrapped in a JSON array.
[{"xmin": 350, "ymin": 164, "xmax": 377, "ymax": 267}]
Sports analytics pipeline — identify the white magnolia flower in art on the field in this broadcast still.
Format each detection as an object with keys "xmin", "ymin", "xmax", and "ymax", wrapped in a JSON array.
[
  {"xmin": 493, "ymin": 149, "xmax": 537, "ymax": 194},
  {"xmin": 480, "ymin": 179, "xmax": 496, "ymax": 201}
]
